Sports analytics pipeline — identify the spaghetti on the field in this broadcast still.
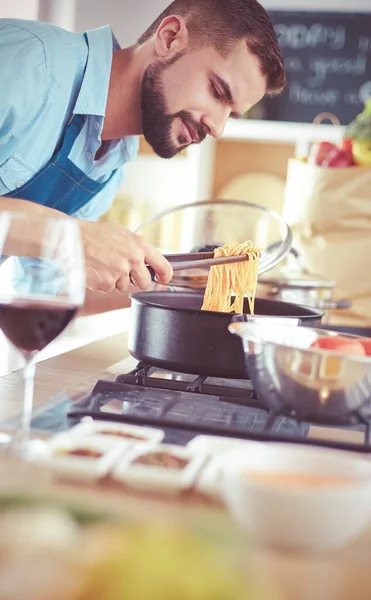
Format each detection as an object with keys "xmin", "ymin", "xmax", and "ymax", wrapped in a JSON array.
[{"xmin": 201, "ymin": 242, "xmax": 260, "ymax": 314}]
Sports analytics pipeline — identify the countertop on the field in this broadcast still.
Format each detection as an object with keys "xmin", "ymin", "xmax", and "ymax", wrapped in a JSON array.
[{"xmin": 0, "ymin": 310, "xmax": 370, "ymax": 600}]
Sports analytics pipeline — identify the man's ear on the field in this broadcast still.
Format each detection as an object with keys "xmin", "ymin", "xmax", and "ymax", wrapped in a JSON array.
[{"xmin": 154, "ymin": 15, "xmax": 189, "ymax": 58}]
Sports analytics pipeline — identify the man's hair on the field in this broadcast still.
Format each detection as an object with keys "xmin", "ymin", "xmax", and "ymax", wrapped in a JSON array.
[{"xmin": 137, "ymin": 0, "xmax": 286, "ymax": 97}]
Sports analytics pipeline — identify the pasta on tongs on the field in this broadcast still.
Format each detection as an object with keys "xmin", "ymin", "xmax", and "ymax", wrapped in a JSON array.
[{"xmin": 201, "ymin": 242, "xmax": 261, "ymax": 314}]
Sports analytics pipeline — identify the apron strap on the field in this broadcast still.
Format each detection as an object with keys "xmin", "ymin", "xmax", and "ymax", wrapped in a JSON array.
[
  {"xmin": 59, "ymin": 114, "xmax": 87, "ymax": 156},
  {"xmin": 57, "ymin": 33, "xmax": 89, "ymax": 157},
  {"xmin": 55, "ymin": 33, "xmax": 89, "ymax": 157}
]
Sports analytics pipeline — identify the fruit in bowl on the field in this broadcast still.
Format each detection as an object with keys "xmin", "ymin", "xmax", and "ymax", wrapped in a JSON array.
[
  {"xmin": 310, "ymin": 335, "xmax": 366, "ymax": 355},
  {"xmin": 229, "ymin": 323, "xmax": 371, "ymax": 423}
]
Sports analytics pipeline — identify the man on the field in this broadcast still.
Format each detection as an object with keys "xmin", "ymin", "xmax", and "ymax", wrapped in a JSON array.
[{"xmin": 0, "ymin": 0, "xmax": 286, "ymax": 313}]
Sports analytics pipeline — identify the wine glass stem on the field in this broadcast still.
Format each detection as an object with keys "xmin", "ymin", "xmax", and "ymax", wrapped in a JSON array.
[{"xmin": 22, "ymin": 360, "xmax": 36, "ymax": 444}]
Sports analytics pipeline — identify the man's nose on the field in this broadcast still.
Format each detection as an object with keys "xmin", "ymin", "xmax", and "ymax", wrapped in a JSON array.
[{"xmin": 202, "ymin": 109, "xmax": 229, "ymax": 139}]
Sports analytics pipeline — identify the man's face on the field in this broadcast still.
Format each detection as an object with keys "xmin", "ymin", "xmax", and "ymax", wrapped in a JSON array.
[{"xmin": 141, "ymin": 40, "xmax": 267, "ymax": 159}]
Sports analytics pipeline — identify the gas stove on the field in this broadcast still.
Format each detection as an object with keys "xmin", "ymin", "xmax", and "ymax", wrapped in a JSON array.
[
  {"xmin": 18, "ymin": 323, "xmax": 371, "ymax": 453},
  {"xmin": 65, "ymin": 360, "xmax": 370, "ymax": 453}
]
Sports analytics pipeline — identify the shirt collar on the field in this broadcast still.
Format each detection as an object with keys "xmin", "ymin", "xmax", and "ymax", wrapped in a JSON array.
[{"xmin": 74, "ymin": 25, "xmax": 119, "ymax": 117}]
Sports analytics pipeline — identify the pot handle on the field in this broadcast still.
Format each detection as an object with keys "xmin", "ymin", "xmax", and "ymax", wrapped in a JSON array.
[
  {"xmin": 229, "ymin": 315, "xmax": 300, "ymax": 338},
  {"xmin": 320, "ymin": 300, "xmax": 352, "ymax": 310},
  {"xmin": 228, "ymin": 321, "xmax": 265, "ymax": 344}
]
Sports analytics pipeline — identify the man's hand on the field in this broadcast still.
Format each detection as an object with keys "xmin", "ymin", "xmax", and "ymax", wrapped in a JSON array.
[{"xmin": 79, "ymin": 221, "xmax": 173, "ymax": 293}]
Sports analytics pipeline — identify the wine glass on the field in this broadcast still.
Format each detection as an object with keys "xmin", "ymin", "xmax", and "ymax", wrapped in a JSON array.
[{"xmin": 0, "ymin": 213, "xmax": 85, "ymax": 455}]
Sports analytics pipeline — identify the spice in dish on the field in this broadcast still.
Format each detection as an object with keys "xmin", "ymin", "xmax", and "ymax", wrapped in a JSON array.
[
  {"xmin": 98, "ymin": 430, "xmax": 146, "ymax": 440},
  {"xmin": 132, "ymin": 451, "xmax": 189, "ymax": 470},
  {"xmin": 56, "ymin": 447, "xmax": 103, "ymax": 459}
]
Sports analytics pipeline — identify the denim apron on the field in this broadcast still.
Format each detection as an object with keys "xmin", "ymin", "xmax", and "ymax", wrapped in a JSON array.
[
  {"xmin": 3, "ymin": 28, "xmax": 116, "ymax": 215},
  {"xmin": 2, "ymin": 112, "xmax": 117, "ymax": 215},
  {"xmin": 4, "ymin": 113, "xmax": 114, "ymax": 295}
]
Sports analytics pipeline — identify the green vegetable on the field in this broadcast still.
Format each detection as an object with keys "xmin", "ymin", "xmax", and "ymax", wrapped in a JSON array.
[{"xmin": 345, "ymin": 99, "xmax": 371, "ymax": 141}]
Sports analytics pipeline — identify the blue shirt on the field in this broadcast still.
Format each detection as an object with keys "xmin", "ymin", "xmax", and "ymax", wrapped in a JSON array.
[{"xmin": 0, "ymin": 19, "xmax": 139, "ymax": 221}]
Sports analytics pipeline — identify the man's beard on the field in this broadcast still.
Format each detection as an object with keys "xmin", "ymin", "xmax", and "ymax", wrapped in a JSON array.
[{"xmin": 141, "ymin": 56, "xmax": 206, "ymax": 159}]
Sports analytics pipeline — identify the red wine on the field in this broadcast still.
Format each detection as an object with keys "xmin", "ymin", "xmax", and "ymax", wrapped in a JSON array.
[{"xmin": 0, "ymin": 299, "xmax": 77, "ymax": 353}]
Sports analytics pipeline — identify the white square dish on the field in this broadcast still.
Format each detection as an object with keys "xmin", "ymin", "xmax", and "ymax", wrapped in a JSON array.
[
  {"xmin": 112, "ymin": 443, "xmax": 207, "ymax": 495},
  {"xmin": 67, "ymin": 418, "xmax": 164, "ymax": 447},
  {"xmin": 29, "ymin": 433, "xmax": 128, "ymax": 483}
]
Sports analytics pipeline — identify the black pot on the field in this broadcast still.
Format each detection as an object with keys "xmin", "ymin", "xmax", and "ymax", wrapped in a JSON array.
[{"xmin": 128, "ymin": 292, "xmax": 324, "ymax": 379}]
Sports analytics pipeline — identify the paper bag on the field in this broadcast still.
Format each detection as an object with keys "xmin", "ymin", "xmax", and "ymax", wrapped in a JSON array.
[{"xmin": 283, "ymin": 158, "xmax": 371, "ymax": 326}]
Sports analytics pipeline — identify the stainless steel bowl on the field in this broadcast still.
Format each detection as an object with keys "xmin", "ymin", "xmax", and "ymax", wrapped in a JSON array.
[{"xmin": 229, "ymin": 322, "xmax": 371, "ymax": 425}]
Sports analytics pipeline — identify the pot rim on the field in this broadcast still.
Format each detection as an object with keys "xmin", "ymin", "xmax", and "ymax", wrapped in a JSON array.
[{"xmin": 129, "ymin": 291, "xmax": 325, "ymax": 320}]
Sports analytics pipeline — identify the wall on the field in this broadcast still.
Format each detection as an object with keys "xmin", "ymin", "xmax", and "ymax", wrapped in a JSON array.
[
  {"xmin": 74, "ymin": 0, "xmax": 371, "ymax": 38},
  {"xmin": 38, "ymin": 0, "xmax": 75, "ymax": 31},
  {"xmin": 0, "ymin": 0, "xmax": 39, "ymax": 18},
  {"xmin": 262, "ymin": 0, "xmax": 371, "ymax": 10},
  {"xmin": 75, "ymin": 0, "xmax": 170, "ymax": 43}
]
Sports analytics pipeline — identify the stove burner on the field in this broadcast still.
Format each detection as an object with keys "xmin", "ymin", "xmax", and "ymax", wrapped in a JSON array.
[{"xmin": 67, "ymin": 362, "xmax": 371, "ymax": 453}]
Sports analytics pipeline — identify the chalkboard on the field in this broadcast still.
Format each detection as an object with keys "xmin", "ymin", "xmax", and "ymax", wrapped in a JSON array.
[{"xmin": 263, "ymin": 11, "xmax": 371, "ymax": 125}]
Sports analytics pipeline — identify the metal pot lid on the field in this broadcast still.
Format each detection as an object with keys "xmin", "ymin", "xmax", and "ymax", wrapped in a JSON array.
[
  {"xmin": 136, "ymin": 199, "xmax": 293, "ymax": 277},
  {"xmin": 259, "ymin": 270, "xmax": 335, "ymax": 290},
  {"xmin": 170, "ymin": 266, "xmax": 335, "ymax": 291},
  {"xmin": 169, "ymin": 269, "xmax": 209, "ymax": 289}
]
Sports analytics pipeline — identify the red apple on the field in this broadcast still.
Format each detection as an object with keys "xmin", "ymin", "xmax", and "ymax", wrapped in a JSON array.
[
  {"xmin": 308, "ymin": 141, "xmax": 337, "ymax": 166},
  {"xmin": 338, "ymin": 137, "xmax": 354, "ymax": 153},
  {"xmin": 311, "ymin": 335, "xmax": 365, "ymax": 355},
  {"xmin": 357, "ymin": 338, "xmax": 371, "ymax": 356},
  {"xmin": 321, "ymin": 148, "xmax": 355, "ymax": 168}
]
